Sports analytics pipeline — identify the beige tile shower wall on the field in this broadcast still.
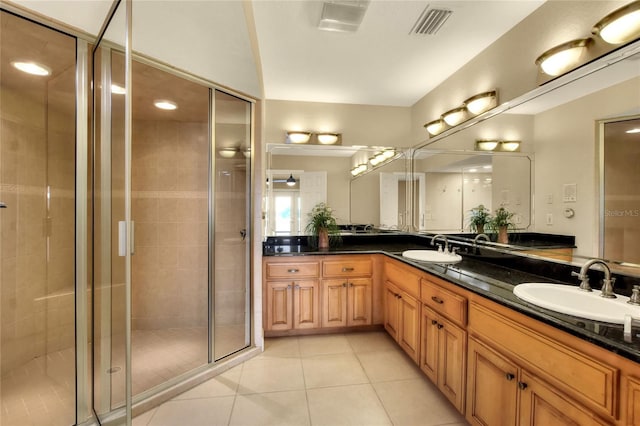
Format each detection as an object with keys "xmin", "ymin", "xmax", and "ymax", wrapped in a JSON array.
[
  {"xmin": 214, "ymin": 157, "xmax": 248, "ymax": 327},
  {"xmin": 131, "ymin": 120, "xmax": 209, "ymax": 330},
  {"xmin": 1, "ymin": 84, "xmax": 75, "ymax": 374}
]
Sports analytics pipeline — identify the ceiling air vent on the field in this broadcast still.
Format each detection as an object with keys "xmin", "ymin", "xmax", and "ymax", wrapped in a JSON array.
[
  {"xmin": 410, "ymin": 7, "xmax": 452, "ymax": 35},
  {"xmin": 318, "ymin": 1, "xmax": 370, "ymax": 32}
]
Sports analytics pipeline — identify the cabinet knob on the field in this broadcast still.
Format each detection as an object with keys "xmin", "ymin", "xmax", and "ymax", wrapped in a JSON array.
[
  {"xmin": 396, "ymin": 294, "xmax": 401, "ymax": 299},
  {"xmin": 505, "ymin": 373, "xmax": 515, "ymax": 381},
  {"xmin": 342, "ymin": 282, "xmax": 347, "ymax": 287},
  {"xmin": 287, "ymin": 268, "xmax": 299, "ymax": 273},
  {"xmin": 518, "ymin": 382, "xmax": 528, "ymax": 390},
  {"xmin": 437, "ymin": 324, "xmax": 443, "ymax": 329},
  {"xmin": 342, "ymin": 267, "xmax": 355, "ymax": 272},
  {"xmin": 431, "ymin": 296, "xmax": 444, "ymax": 304},
  {"xmin": 431, "ymin": 320, "xmax": 438, "ymax": 325},
  {"xmin": 295, "ymin": 285, "xmax": 300, "ymax": 289},
  {"xmin": 287, "ymin": 285, "xmax": 292, "ymax": 289}
]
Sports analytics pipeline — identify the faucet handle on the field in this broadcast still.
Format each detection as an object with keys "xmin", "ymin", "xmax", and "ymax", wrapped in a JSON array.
[
  {"xmin": 628, "ymin": 285, "xmax": 640, "ymax": 306},
  {"xmin": 600, "ymin": 277, "xmax": 616, "ymax": 299},
  {"xmin": 571, "ymin": 270, "xmax": 592, "ymax": 292}
]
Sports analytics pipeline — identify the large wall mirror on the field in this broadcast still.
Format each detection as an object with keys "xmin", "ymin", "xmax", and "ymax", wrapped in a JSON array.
[{"xmin": 420, "ymin": 41, "xmax": 640, "ymax": 268}]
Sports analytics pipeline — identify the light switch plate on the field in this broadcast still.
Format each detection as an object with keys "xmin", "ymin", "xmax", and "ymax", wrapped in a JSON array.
[{"xmin": 563, "ymin": 183, "xmax": 577, "ymax": 202}]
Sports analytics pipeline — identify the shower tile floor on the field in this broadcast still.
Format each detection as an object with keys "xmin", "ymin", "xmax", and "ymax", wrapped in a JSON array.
[
  {"xmin": 133, "ymin": 331, "xmax": 468, "ymax": 426},
  {"xmin": 1, "ymin": 326, "xmax": 245, "ymax": 426}
]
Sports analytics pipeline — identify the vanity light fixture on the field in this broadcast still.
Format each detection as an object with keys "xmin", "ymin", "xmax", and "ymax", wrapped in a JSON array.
[
  {"xmin": 500, "ymin": 140, "xmax": 521, "ymax": 152},
  {"xmin": 111, "ymin": 84, "xmax": 126, "ymax": 95},
  {"xmin": 424, "ymin": 119, "xmax": 445, "ymax": 136},
  {"xmin": 317, "ymin": 133, "xmax": 340, "ymax": 145},
  {"xmin": 382, "ymin": 149, "xmax": 395, "ymax": 159},
  {"xmin": 475, "ymin": 140, "xmax": 499, "ymax": 151},
  {"xmin": 286, "ymin": 174, "xmax": 297, "ymax": 186},
  {"xmin": 243, "ymin": 148, "xmax": 251, "ymax": 157},
  {"xmin": 351, "ymin": 163, "xmax": 368, "ymax": 176},
  {"xmin": 219, "ymin": 148, "xmax": 237, "ymax": 158},
  {"xmin": 12, "ymin": 60, "xmax": 51, "ymax": 76},
  {"xmin": 535, "ymin": 38, "xmax": 591, "ymax": 76},
  {"xmin": 464, "ymin": 91, "xmax": 497, "ymax": 115},
  {"xmin": 592, "ymin": 1, "xmax": 640, "ymax": 44},
  {"xmin": 286, "ymin": 131, "xmax": 312, "ymax": 144},
  {"xmin": 154, "ymin": 100, "xmax": 178, "ymax": 110},
  {"xmin": 369, "ymin": 155, "xmax": 381, "ymax": 166},
  {"xmin": 626, "ymin": 128, "xmax": 640, "ymax": 134},
  {"xmin": 442, "ymin": 106, "xmax": 467, "ymax": 126}
]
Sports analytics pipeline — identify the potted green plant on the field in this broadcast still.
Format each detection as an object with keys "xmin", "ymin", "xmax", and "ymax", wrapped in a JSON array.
[
  {"xmin": 488, "ymin": 206, "xmax": 515, "ymax": 244},
  {"xmin": 469, "ymin": 204, "xmax": 491, "ymax": 234},
  {"xmin": 305, "ymin": 202, "xmax": 340, "ymax": 249}
]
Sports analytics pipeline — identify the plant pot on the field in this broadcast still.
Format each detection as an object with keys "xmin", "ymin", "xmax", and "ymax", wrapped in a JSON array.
[
  {"xmin": 497, "ymin": 226, "xmax": 509, "ymax": 244},
  {"xmin": 318, "ymin": 228, "xmax": 329, "ymax": 250},
  {"xmin": 476, "ymin": 224, "xmax": 485, "ymax": 234}
]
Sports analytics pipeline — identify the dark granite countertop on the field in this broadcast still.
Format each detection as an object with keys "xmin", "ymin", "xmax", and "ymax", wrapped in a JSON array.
[{"xmin": 263, "ymin": 234, "xmax": 640, "ymax": 363}]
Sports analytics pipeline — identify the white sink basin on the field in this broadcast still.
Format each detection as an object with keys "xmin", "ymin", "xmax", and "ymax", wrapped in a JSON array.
[
  {"xmin": 513, "ymin": 283, "xmax": 640, "ymax": 324},
  {"xmin": 402, "ymin": 250, "xmax": 462, "ymax": 264}
]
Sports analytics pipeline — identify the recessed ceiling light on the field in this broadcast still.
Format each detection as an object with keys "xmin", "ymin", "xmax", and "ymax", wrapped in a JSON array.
[
  {"xmin": 12, "ymin": 61, "xmax": 51, "ymax": 76},
  {"xmin": 154, "ymin": 100, "xmax": 177, "ymax": 110},
  {"xmin": 626, "ymin": 128, "xmax": 640, "ymax": 134}
]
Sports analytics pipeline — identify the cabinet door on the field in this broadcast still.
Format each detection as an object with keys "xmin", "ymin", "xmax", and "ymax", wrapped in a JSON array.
[
  {"xmin": 399, "ymin": 292, "xmax": 420, "ymax": 363},
  {"xmin": 294, "ymin": 280, "xmax": 320, "ymax": 329},
  {"xmin": 439, "ymin": 316, "xmax": 467, "ymax": 414},
  {"xmin": 322, "ymin": 279, "xmax": 348, "ymax": 328},
  {"xmin": 466, "ymin": 337, "xmax": 518, "ymax": 426},
  {"xmin": 384, "ymin": 282, "xmax": 401, "ymax": 341},
  {"xmin": 518, "ymin": 370, "xmax": 609, "ymax": 426},
  {"xmin": 266, "ymin": 281, "xmax": 293, "ymax": 331},
  {"xmin": 347, "ymin": 278, "xmax": 372, "ymax": 326},
  {"xmin": 627, "ymin": 376, "xmax": 640, "ymax": 426},
  {"xmin": 420, "ymin": 305, "xmax": 439, "ymax": 383}
]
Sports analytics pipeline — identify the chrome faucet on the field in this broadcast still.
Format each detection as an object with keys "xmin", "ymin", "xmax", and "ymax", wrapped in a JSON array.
[
  {"xmin": 364, "ymin": 224, "xmax": 374, "ymax": 233},
  {"xmin": 572, "ymin": 259, "xmax": 616, "ymax": 298},
  {"xmin": 431, "ymin": 234, "xmax": 449, "ymax": 252},
  {"xmin": 473, "ymin": 233, "xmax": 490, "ymax": 245}
]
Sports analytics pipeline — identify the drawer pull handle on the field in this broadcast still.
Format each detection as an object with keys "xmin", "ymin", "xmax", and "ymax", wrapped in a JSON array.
[
  {"xmin": 505, "ymin": 373, "xmax": 515, "ymax": 381},
  {"xmin": 342, "ymin": 267, "xmax": 355, "ymax": 272},
  {"xmin": 287, "ymin": 269, "xmax": 299, "ymax": 273},
  {"xmin": 431, "ymin": 296, "xmax": 444, "ymax": 304},
  {"xmin": 518, "ymin": 382, "xmax": 528, "ymax": 390}
]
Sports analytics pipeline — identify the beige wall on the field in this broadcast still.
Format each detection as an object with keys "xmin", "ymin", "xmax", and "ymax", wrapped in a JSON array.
[{"xmin": 264, "ymin": 99, "xmax": 412, "ymax": 148}]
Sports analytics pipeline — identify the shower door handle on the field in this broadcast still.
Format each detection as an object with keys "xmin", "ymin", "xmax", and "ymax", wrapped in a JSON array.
[
  {"xmin": 240, "ymin": 229, "xmax": 247, "ymax": 241},
  {"xmin": 0, "ymin": 202, "xmax": 6, "ymax": 208},
  {"xmin": 118, "ymin": 221, "xmax": 135, "ymax": 256}
]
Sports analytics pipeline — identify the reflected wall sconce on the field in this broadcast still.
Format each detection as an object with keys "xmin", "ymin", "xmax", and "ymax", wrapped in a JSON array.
[
  {"xmin": 464, "ymin": 91, "xmax": 497, "ymax": 115},
  {"xmin": 317, "ymin": 133, "xmax": 340, "ymax": 144},
  {"xmin": 475, "ymin": 140, "xmax": 521, "ymax": 152},
  {"xmin": 592, "ymin": 1, "xmax": 640, "ymax": 44},
  {"xmin": 286, "ymin": 131, "xmax": 312, "ymax": 144},
  {"xmin": 442, "ymin": 106, "xmax": 467, "ymax": 126},
  {"xmin": 424, "ymin": 90, "xmax": 498, "ymax": 137},
  {"xmin": 475, "ymin": 140, "xmax": 499, "ymax": 151},
  {"xmin": 111, "ymin": 84, "xmax": 126, "ymax": 95},
  {"xmin": 350, "ymin": 163, "xmax": 368, "ymax": 176},
  {"xmin": 535, "ymin": 38, "xmax": 591, "ymax": 76},
  {"xmin": 154, "ymin": 100, "xmax": 177, "ymax": 110},
  {"xmin": 219, "ymin": 148, "xmax": 237, "ymax": 158},
  {"xmin": 424, "ymin": 119, "xmax": 445, "ymax": 136},
  {"xmin": 369, "ymin": 149, "xmax": 396, "ymax": 166},
  {"xmin": 286, "ymin": 174, "xmax": 297, "ymax": 186}
]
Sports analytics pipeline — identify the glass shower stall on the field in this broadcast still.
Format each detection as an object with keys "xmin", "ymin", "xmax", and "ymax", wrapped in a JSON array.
[{"xmin": 0, "ymin": 1, "xmax": 254, "ymax": 424}]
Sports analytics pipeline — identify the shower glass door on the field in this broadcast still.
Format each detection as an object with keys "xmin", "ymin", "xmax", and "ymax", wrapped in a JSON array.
[
  {"xmin": 92, "ymin": 0, "xmax": 132, "ymax": 422},
  {"xmin": 213, "ymin": 90, "xmax": 252, "ymax": 360}
]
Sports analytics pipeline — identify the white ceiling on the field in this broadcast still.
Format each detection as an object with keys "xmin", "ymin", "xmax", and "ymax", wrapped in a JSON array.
[{"xmin": 8, "ymin": 0, "xmax": 544, "ymax": 107}]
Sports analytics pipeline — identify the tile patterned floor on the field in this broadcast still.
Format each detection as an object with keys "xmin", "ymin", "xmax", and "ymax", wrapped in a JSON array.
[{"xmin": 133, "ymin": 331, "xmax": 468, "ymax": 426}]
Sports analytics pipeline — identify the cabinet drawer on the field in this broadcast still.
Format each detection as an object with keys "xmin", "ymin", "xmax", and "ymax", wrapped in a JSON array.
[
  {"xmin": 266, "ymin": 261, "xmax": 320, "ymax": 279},
  {"xmin": 385, "ymin": 260, "xmax": 420, "ymax": 298},
  {"xmin": 421, "ymin": 278, "xmax": 467, "ymax": 326},
  {"xmin": 469, "ymin": 301, "xmax": 617, "ymax": 417},
  {"xmin": 323, "ymin": 258, "xmax": 372, "ymax": 277}
]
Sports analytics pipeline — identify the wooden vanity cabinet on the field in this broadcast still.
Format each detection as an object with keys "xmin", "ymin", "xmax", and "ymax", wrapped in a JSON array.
[
  {"xmin": 420, "ymin": 276, "xmax": 467, "ymax": 413},
  {"xmin": 384, "ymin": 260, "xmax": 421, "ymax": 363},
  {"xmin": 321, "ymin": 256, "xmax": 373, "ymax": 327},
  {"xmin": 264, "ymin": 258, "xmax": 321, "ymax": 331},
  {"xmin": 624, "ymin": 375, "xmax": 640, "ymax": 425}
]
